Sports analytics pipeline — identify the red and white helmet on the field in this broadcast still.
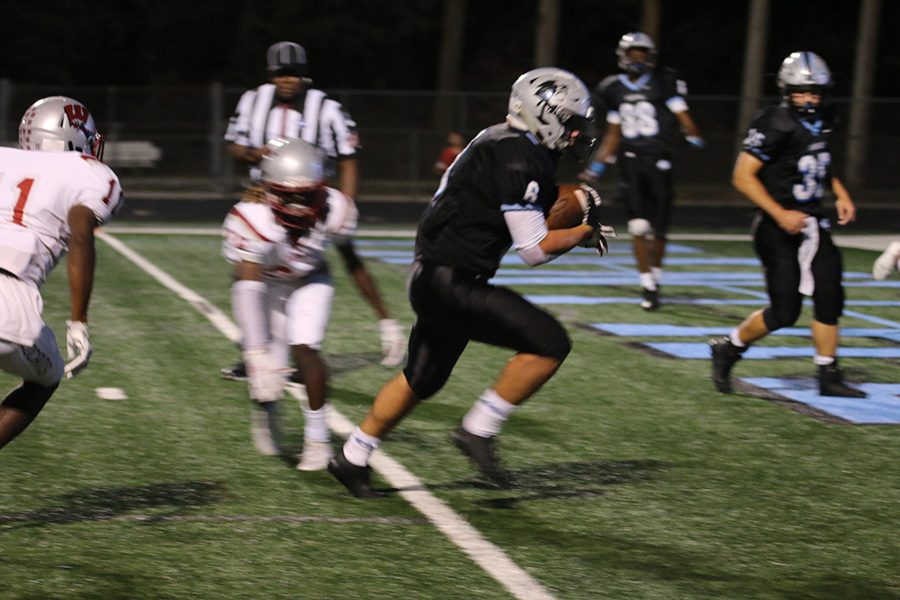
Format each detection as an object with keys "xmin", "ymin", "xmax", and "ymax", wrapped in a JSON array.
[
  {"xmin": 19, "ymin": 96, "xmax": 104, "ymax": 159},
  {"xmin": 260, "ymin": 137, "xmax": 328, "ymax": 234}
]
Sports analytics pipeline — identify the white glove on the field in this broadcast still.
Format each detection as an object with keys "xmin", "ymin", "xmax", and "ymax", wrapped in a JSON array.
[
  {"xmin": 378, "ymin": 318, "xmax": 406, "ymax": 367},
  {"xmin": 64, "ymin": 320, "xmax": 92, "ymax": 379},
  {"xmin": 243, "ymin": 348, "xmax": 286, "ymax": 402}
]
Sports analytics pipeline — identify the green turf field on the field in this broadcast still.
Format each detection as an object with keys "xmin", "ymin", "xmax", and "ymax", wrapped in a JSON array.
[{"xmin": 1, "ymin": 230, "xmax": 897, "ymax": 599}]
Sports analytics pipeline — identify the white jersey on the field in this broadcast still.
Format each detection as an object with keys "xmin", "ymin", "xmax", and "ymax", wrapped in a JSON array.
[
  {"xmin": 224, "ymin": 84, "xmax": 359, "ymax": 160},
  {"xmin": 0, "ymin": 147, "xmax": 123, "ymax": 287},
  {"xmin": 222, "ymin": 187, "xmax": 357, "ymax": 281}
]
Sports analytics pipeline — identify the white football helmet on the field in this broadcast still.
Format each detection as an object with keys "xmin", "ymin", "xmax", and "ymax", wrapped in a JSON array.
[
  {"xmin": 507, "ymin": 67, "xmax": 597, "ymax": 161},
  {"xmin": 19, "ymin": 96, "xmax": 104, "ymax": 159},
  {"xmin": 260, "ymin": 137, "xmax": 328, "ymax": 234},
  {"xmin": 777, "ymin": 51, "xmax": 832, "ymax": 116},
  {"xmin": 616, "ymin": 32, "xmax": 657, "ymax": 75}
]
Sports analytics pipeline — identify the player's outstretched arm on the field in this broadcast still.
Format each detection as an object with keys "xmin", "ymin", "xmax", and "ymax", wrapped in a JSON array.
[{"xmin": 65, "ymin": 205, "xmax": 98, "ymax": 378}]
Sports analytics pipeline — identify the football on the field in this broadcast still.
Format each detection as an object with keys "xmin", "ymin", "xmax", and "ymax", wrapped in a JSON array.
[{"xmin": 546, "ymin": 183, "xmax": 587, "ymax": 229}]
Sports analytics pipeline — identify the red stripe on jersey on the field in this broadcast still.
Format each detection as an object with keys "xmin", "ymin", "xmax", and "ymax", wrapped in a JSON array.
[{"xmin": 228, "ymin": 207, "xmax": 274, "ymax": 242}]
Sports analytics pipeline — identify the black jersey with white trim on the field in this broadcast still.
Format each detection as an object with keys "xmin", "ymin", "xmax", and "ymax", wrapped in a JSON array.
[
  {"xmin": 415, "ymin": 124, "xmax": 558, "ymax": 276},
  {"xmin": 741, "ymin": 105, "xmax": 835, "ymax": 214},
  {"xmin": 596, "ymin": 67, "xmax": 687, "ymax": 155}
]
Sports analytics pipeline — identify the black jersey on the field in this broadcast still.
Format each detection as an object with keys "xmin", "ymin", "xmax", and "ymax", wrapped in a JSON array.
[
  {"xmin": 415, "ymin": 124, "xmax": 558, "ymax": 276},
  {"xmin": 742, "ymin": 105, "xmax": 835, "ymax": 214},
  {"xmin": 596, "ymin": 68, "xmax": 688, "ymax": 155}
]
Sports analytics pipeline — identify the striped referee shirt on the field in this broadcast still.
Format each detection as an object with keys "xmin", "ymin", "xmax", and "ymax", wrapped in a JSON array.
[{"xmin": 225, "ymin": 83, "xmax": 359, "ymax": 165}]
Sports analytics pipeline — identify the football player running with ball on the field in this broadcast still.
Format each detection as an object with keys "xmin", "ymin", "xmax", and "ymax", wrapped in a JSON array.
[
  {"xmin": 0, "ymin": 96, "xmax": 123, "ymax": 450},
  {"xmin": 709, "ymin": 52, "xmax": 865, "ymax": 398},
  {"xmin": 222, "ymin": 138, "xmax": 358, "ymax": 470},
  {"xmin": 329, "ymin": 68, "xmax": 615, "ymax": 498}
]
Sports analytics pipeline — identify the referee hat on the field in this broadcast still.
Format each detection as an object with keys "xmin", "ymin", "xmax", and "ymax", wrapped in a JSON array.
[{"xmin": 267, "ymin": 41, "xmax": 308, "ymax": 78}]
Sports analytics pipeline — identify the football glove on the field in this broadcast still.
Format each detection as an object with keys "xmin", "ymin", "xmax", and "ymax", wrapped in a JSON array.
[
  {"xmin": 243, "ymin": 348, "xmax": 285, "ymax": 402},
  {"xmin": 576, "ymin": 184, "xmax": 616, "ymax": 256},
  {"xmin": 378, "ymin": 318, "xmax": 406, "ymax": 367},
  {"xmin": 64, "ymin": 320, "xmax": 92, "ymax": 379},
  {"xmin": 579, "ymin": 223, "xmax": 617, "ymax": 256}
]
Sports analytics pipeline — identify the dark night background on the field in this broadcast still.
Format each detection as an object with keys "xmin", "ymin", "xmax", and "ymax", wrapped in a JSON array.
[{"xmin": 3, "ymin": 1, "xmax": 898, "ymax": 97}]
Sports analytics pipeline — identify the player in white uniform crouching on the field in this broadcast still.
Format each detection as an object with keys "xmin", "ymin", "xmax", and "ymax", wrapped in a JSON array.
[
  {"xmin": 0, "ymin": 96, "xmax": 122, "ymax": 451},
  {"xmin": 222, "ymin": 137, "xmax": 357, "ymax": 470}
]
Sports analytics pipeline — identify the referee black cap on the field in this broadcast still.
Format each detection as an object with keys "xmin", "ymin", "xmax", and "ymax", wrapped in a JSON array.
[{"xmin": 267, "ymin": 41, "xmax": 308, "ymax": 78}]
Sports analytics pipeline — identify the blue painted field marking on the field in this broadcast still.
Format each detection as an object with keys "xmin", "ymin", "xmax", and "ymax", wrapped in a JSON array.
[
  {"xmin": 590, "ymin": 323, "xmax": 900, "ymax": 342},
  {"xmin": 741, "ymin": 378, "xmax": 900, "ymax": 424},
  {"xmin": 645, "ymin": 342, "xmax": 900, "ymax": 360},
  {"xmin": 525, "ymin": 295, "xmax": 900, "ymax": 307}
]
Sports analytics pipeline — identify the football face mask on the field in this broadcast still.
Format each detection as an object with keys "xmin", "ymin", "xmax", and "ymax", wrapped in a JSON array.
[{"xmin": 266, "ymin": 185, "xmax": 327, "ymax": 235}]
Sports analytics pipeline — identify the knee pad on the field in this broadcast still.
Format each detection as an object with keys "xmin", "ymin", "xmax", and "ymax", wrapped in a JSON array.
[{"xmin": 627, "ymin": 218, "xmax": 653, "ymax": 238}]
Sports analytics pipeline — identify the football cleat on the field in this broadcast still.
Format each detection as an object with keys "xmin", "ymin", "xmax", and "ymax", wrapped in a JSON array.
[
  {"xmin": 640, "ymin": 287, "xmax": 660, "ymax": 311},
  {"xmin": 872, "ymin": 241, "xmax": 900, "ymax": 281},
  {"xmin": 296, "ymin": 440, "xmax": 334, "ymax": 471},
  {"xmin": 328, "ymin": 451, "xmax": 383, "ymax": 498},
  {"xmin": 818, "ymin": 362, "xmax": 866, "ymax": 398},
  {"xmin": 451, "ymin": 426, "xmax": 514, "ymax": 488},
  {"xmin": 709, "ymin": 336, "xmax": 745, "ymax": 393},
  {"xmin": 249, "ymin": 406, "xmax": 281, "ymax": 456},
  {"xmin": 220, "ymin": 360, "xmax": 248, "ymax": 381}
]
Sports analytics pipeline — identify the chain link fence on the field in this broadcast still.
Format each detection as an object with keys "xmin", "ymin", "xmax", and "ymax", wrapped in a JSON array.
[{"xmin": 1, "ymin": 82, "xmax": 898, "ymax": 202}]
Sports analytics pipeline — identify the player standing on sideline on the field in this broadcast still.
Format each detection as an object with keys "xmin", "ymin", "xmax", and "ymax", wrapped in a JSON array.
[
  {"xmin": 581, "ymin": 32, "xmax": 704, "ymax": 311},
  {"xmin": 223, "ymin": 41, "xmax": 405, "ymax": 379},
  {"xmin": 328, "ymin": 68, "xmax": 615, "ymax": 498},
  {"xmin": 709, "ymin": 52, "xmax": 865, "ymax": 398},
  {"xmin": 0, "ymin": 96, "xmax": 123, "ymax": 450},
  {"xmin": 222, "ymin": 138, "xmax": 358, "ymax": 469}
]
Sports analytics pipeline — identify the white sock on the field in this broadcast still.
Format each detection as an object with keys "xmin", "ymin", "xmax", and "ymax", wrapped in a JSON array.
[
  {"xmin": 342, "ymin": 426, "xmax": 382, "ymax": 467},
  {"xmin": 813, "ymin": 355, "xmax": 835, "ymax": 366},
  {"xmin": 729, "ymin": 329, "xmax": 746, "ymax": 348},
  {"xmin": 639, "ymin": 272, "xmax": 657, "ymax": 291},
  {"xmin": 651, "ymin": 267, "xmax": 663, "ymax": 285},
  {"xmin": 302, "ymin": 404, "xmax": 330, "ymax": 443},
  {"xmin": 461, "ymin": 389, "xmax": 517, "ymax": 438}
]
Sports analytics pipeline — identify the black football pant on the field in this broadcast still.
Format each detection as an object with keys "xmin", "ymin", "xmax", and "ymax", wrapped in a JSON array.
[
  {"xmin": 752, "ymin": 214, "xmax": 844, "ymax": 330},
  {"xmin": 402, "ymin": 262, "xmax": 571, "ymax": 399}
]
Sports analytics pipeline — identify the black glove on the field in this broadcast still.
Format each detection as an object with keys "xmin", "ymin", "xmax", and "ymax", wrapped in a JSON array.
[{"xmin": 577, "ymin": 183, "xmax": 616, "ymax": 256}]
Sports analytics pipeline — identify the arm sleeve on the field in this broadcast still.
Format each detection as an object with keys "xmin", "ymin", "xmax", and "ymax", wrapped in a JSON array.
[{"xmin": 503, "ymin": 210, "xmax": 553, "ymax": 266}]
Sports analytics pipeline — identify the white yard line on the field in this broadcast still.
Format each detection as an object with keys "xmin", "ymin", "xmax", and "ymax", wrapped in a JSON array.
[{"xmin": 97, "ymin": 230, "xmax": 558, "ymax": 600}]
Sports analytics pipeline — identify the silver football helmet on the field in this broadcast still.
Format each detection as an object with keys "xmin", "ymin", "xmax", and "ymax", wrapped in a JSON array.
[
  {"xmin": 616, "ymin": 32, "xmax": 657, "ymax": 75},
  {"xmin": 777, "ymin": 51, "xmax": 832, "ymax": 116},
  {"xmin": 507, "ymin": 67, "xmax": 597, "ymax": 161},
  {"xmin": 19, "ymin": 96, "xmax": 104, "ymax": 159},
  {"xmin": 260, "ymin": 137, "xmax": 327, "ymax": 233}
]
